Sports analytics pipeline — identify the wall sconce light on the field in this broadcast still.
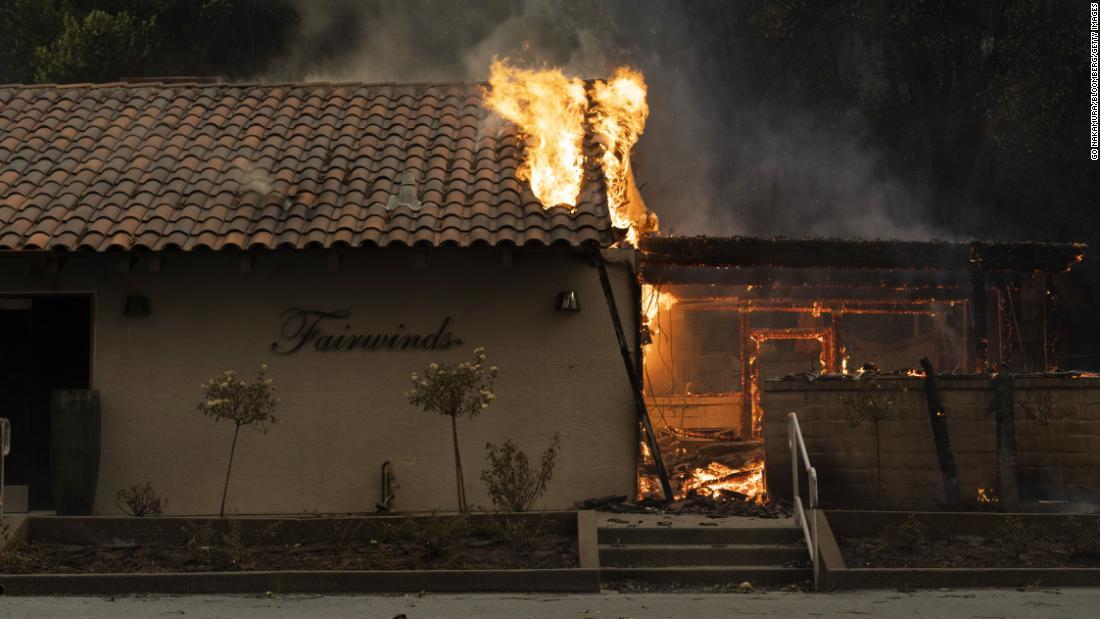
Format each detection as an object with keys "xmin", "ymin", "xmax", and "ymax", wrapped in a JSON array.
[
  {"xmin": 556, "ymin": 291, "xmax": 580, "ymax": 312},
  {"xmin": 123, "ymin": 294, "xmax": 151, "ymax": 317}
]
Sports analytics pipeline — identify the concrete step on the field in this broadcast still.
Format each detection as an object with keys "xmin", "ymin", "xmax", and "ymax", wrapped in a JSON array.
[
  {"xmin": 599, "ymin": 543, "xmax": 807, "ymax": 567},
  {"xmin": 600, "ymin": 565, "xmax": 812, "ymax": 587},
  {"xmin": 597, "ymin": 526, "xmax": 803, "ymax": 546}
]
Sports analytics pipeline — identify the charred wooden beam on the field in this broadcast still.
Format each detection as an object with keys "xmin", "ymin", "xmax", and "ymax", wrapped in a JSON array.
[
  {"xmin": 970, "ymin": 265, "xmax": 990, "ymax": 372},
  {"xmin": 1043, "ymin": 273, "xmax": 1058, "ymax": 371},
  {"xmin": 671, "ymin": 286, "xmax": 970, "ymax": 303},
  {"xmin": 738, "ymin": 312, "xmax": 753, "ymax": 439},
  {"xmin": 678, "ymin": 301, "xmax": 948, "ymax": 317},
  {"xmin": 973, "ymin": 241, "xmax": 1086, "ymax": 272},
  {"xmin": 595, "ymin": 253, "xmax": 674, "ymax": 502},
  {"xmin": 989, "ymin": 373, "xmax": 1020, "ymax": 511},
  {"xmin": 640, "ymin": 236, "xmax": 1085, "ymax": 273},
  {"xmin": 919, "ymin": 358, "xmax": 962, "ymax": 509},
  {"xmin": 641, "ymin": 265, "xmax": 973, "ymax": 288}
]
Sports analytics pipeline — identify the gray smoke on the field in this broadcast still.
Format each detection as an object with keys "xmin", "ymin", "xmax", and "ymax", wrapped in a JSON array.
[{"xmin": 265, "ymin": 0, "xmax": 946, "ymax": 241}]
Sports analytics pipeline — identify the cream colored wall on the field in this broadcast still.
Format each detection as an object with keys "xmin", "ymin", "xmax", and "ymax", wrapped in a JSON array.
[{"xmin": 0, "ymin": 247, "xmax": 640, "ymax": 515}]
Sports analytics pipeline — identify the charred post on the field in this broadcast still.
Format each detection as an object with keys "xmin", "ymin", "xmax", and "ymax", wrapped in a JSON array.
[
  {"xmin": 989, "ymin": 372, "xmax": 1020, "ymax": 511},
  {"xmin": 595, "ymin": 253, "xmax": 674, "ymax": 502},
  {"xmin": 919, "ymin": 357, "xmax": 962, "ymax": 509},
  {"xmin": 1043, "ymin": 273, "xmax": 1058, "ymax": 371},
  {"xmin": 738, "ymin": 312, "xmax": 754, "ymax": 439},
  {"xmin": 970, "ymin": 264, "xmax": 989, "ymax": 372}
]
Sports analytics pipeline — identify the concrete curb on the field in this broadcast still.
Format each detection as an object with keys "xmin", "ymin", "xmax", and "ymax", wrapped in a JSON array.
[
  {"xmin": 826, "ymin": 567, "xmax": 1100, "ymax": 590},
  {"xmin": 0, "ymin": 568, "xmax": 602, "ymax": 596}
]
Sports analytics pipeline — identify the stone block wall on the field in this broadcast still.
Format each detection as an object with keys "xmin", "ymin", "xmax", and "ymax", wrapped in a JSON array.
[
  {"xmin": 763, "ymin": 376, "xmax": 1100, "ymax": 510},
  {"xmin": 647, "ymin": 394, "xmax": 742, "ymax": 430}
]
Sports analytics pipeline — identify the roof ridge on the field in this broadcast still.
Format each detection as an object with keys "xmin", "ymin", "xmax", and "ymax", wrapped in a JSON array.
[{"xmin": 0, "ymin": 79, "xmax": 490, "ymax": 91}]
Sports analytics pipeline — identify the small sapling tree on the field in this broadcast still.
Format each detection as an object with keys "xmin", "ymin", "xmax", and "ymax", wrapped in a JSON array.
[
  {"xmin": 407, "ymin": 347, "xmax": 498, "ymax": 514},
  {"xmin": 845, "ymin": 376, "xmax": 895, "ymax": 509},
  {"xmin": 198, "ymin": 365, "xmax": 279, "ymax": 517}
]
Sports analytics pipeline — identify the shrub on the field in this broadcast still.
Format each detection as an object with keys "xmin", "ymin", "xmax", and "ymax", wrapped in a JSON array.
[
  {"xmin": 407, "ymin": 347, "xmax": 498, "ymax": 513},
  {"xmin": 884, "ymin": 515, "xmax": 931, "ymax": 552},
  {"xmin": 414, "ymin": 512, "xmax": 469, "ymax": 560},
  {"xmin": 994, "ymin": 516, "xmax": 1049, "ymax": 560},
  {"xmin": 327, "ymin": 518, "xmax": 366, "ymax": 555},
  {"xmin": 472, "ymin": 513, "xmax": 547, "ymax": 550},
  {"xmin": 115, "ymin": 482, "xmax": 165, "ymax": 517},
  {"xmin": 198, "ymin": 365, "xmax": 279, "ymax": 517},
  {"xmin": 183, "ymin": 519, "xmax": 218, "ymax": 552},
  {"xmin": 1065, "ymin": 517, "xmax": 1100, "ymax": 560},
  {"xmin": 181, "ymin": 519, "xmax": 255, "ymax": 570},
  {"xmin": 480, "ymin": 434, "xmax": 561, "ymax": 512},
  {"xmin": 222, "ymin": 519, "xmax": 246, "ymax": 568}
]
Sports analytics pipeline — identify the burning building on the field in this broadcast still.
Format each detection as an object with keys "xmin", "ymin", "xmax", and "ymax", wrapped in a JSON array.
[
  {"xmin": 0, "ymin": 65, "xmax": 1092, "ymax": 516},
  {"xmin": 637, "ymin": 235, "xmax": 1092, "ymax": 508}
]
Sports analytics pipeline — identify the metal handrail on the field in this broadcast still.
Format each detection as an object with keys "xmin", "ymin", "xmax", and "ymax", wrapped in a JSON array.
[{"xmin": 788, "ymin": 412, "xmax": 820, "ymax": 590}]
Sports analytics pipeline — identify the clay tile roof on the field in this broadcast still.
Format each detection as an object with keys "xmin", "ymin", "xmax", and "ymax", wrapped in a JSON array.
[{"xmin": 0, "ymin": 82, "xmax": 614, "ymax": 252}]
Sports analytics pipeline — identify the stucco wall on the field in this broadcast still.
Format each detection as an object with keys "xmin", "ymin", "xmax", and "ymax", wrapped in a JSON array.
[
  {"xmin": 763, "ymin": 376, "xmax": 1100, "ymax": 510},
  {"xmin": 0, "ymin": 247, "xmax": 640, "ymax": 515}
]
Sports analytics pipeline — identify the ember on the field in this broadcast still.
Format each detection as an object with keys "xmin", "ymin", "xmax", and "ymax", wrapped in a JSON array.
[{"xmin": 977, "ymin": 487, "xmax": 1001, "ymax": 507}]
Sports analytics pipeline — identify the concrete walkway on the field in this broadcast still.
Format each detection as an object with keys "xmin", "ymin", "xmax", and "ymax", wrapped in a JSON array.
[{"xmin": 0, "ymin": 589, "xmax": 1096, "ymax": 618}]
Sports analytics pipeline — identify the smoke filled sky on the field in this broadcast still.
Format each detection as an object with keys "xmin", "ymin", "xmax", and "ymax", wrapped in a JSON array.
[
  {"xmin": 264, "ymin": 0, "xmax": 1091, "ymax": 247},
  {"xmin": 267, "ymin": 0, "xmax": 977, "ymax": 241},
  {"xmin": 2, "ymin": 1, "xmax": 1087, "ymax": 243}
]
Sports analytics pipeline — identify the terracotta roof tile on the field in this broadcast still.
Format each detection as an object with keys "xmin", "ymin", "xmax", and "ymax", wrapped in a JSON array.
[{"xmin": 0, "ymin": 82, "xmax": 613, "ymax": 251}]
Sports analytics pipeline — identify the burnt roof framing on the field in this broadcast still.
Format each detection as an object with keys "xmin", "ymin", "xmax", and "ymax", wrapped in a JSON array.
[
  {"xmin": 640, "ymin": 265, "xmax": 974, "ymax": 289},
  {"xmin": 639, "ymin": 236, "xmax": 1086, "ymax": 274}
]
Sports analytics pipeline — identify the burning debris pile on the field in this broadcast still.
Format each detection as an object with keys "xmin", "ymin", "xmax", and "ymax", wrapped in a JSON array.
[
  {"xmin": 640, "ymin": 283, "xmax": 771, "ymax": 505},
  {"xmin": 640, "ymin": 430, "xmax": 766, "ymax": 500}
]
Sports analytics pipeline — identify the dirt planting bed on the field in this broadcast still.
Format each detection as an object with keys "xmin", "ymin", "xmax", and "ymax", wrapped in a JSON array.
[
  {"xmin": 833, "ymin": 512, "xmax": 1100, "ymax": 569},
  {"xmin": 0, "ymin": 513, "xmax": 578, "ymax": 575}
]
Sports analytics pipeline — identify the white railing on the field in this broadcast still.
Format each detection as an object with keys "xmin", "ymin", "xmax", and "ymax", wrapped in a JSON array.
[
  {"xmin": 787, "ymin": 412, "xmax": 820, "ymax": 590},
  {"xmin": 0, "ymin": 418, "xmax": 9, "ymax": 520}
]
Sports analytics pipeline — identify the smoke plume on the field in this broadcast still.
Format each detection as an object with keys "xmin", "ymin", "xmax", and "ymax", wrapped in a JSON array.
[{"xmin": 266, "ymin": 0, "xmax": 946, "ymax": 241}]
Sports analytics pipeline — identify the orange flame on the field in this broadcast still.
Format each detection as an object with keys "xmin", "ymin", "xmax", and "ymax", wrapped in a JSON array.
[
  {"xmin": 485, "ymin": 60, "xmax": 588, "ymax": 208},
  {"xmin": 682, "ymin": 462, "xmax": 766, "ymax": 502},
  {"xmin": 641, "ymin": 283, "xmax": 677, "ymax": 341},
  {"xmin": 591, "ymin": 67, "xmax": 652, "ymax": 245},
  {"xmin": 485, "ymin": 60, "xmax": 655, "ymax": 245}
]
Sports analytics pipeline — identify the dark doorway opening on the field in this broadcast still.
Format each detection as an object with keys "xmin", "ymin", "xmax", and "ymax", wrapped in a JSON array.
[{"xmin": 0, "ymin": 296, "xmax": 93, "ymax": 511}]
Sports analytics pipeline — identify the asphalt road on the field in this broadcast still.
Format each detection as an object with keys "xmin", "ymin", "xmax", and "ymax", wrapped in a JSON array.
[{"xmin": 0, "ymin": 588, "xmax": 1096, "ymax": 618}]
